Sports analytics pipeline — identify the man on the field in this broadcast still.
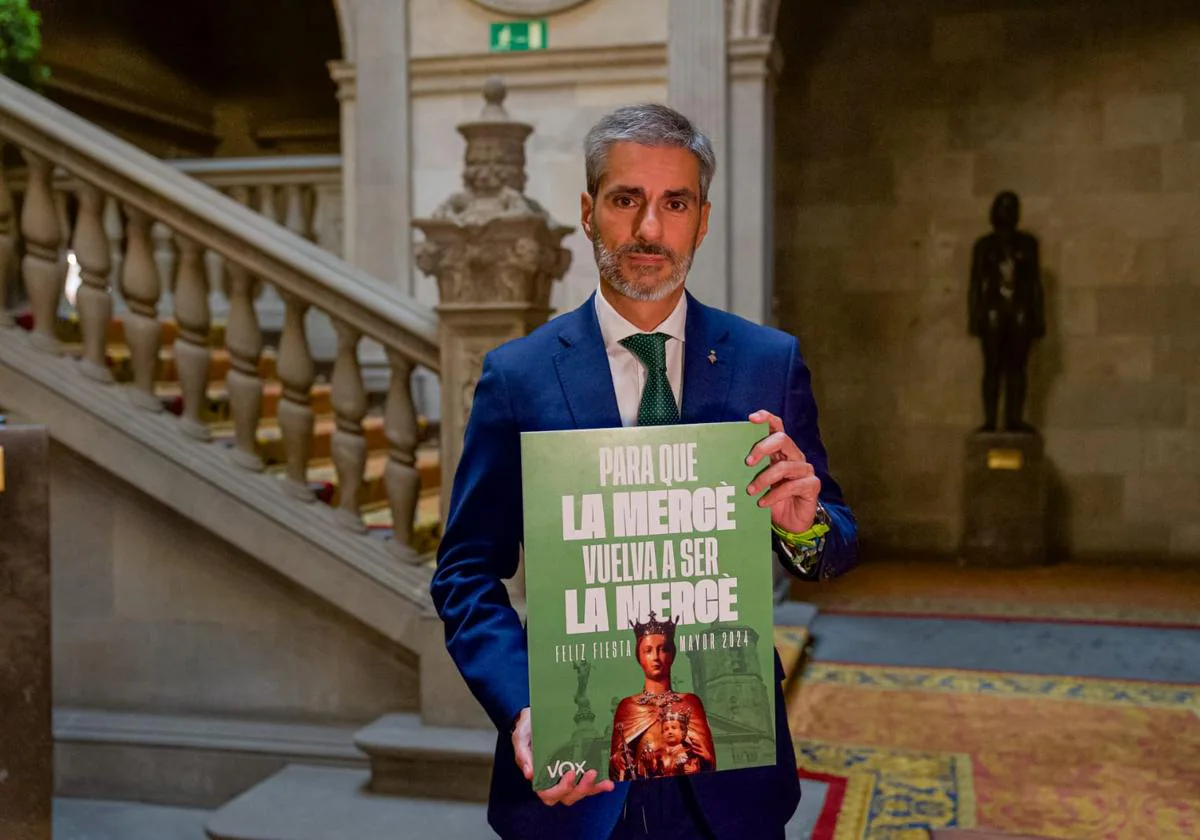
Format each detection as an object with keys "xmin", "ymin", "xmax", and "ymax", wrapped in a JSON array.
[
  {"xmin": 609, "ymin": 613, "xmax": 715, "ymax": 781},
  {"xmin": 431, "ymin": 104, "xmax": 858, "ymax": 840}
]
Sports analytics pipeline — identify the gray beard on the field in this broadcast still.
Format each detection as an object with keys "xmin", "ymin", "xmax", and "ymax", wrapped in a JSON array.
[{"xmin": 592, "ymin": 234, "xmax": 694, "ymax": 303}]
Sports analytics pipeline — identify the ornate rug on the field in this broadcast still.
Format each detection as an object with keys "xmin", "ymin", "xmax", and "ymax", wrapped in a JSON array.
[{"xmin": 787, "ymin": 663, "xmax": 1200, "ymax": 839}]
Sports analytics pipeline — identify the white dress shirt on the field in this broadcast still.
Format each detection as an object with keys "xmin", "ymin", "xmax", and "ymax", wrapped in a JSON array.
[{"xmin": 594, "ymin": 286, "xmax": 687, "ymax": 428}]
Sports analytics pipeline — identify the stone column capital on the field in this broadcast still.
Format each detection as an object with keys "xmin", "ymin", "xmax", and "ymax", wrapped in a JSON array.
[
  {"xmin": 327, "ymin": 60, "xmax": 358, "ymax": 103},
  {"xmin": 727, "ymin": 0, "xmax": 781, "ymax": 40},
  {"xmin": 729, "ymin": 36, "xmax": 784, "ymax": 83}
]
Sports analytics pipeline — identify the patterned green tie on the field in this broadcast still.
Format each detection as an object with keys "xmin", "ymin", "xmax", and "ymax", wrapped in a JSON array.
[{"xmin": 620, "ymin": 332, "xmax": 679, "ymax": 426}]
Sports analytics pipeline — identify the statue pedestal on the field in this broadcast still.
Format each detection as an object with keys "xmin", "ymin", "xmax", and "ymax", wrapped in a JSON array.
[
  {"xmin": 0, "ymin": 425, "xmax": 52, "ymax": 840},
  {"xmin": 960, "ymin": 431, "xmax": 1048, "ymax": 566}
]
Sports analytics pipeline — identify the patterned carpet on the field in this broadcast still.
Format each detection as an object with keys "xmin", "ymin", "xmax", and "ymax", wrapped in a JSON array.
[{"xmin": 786, "ymin": 662, "xmax": 1200, "ymax": 839}]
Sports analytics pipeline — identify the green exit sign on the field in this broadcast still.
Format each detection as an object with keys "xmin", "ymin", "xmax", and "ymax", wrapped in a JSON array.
[{"xmin": 490, "ymin": 20, "xmax": 548, "ymax": 52}]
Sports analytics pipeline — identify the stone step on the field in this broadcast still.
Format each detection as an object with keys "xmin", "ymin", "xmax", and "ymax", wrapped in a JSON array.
[
  {"xmin": 50, "ymin": 313, "xmax": 223, "ymax": 349},
  {"xmin": 214, "ymin": 413, "xmax": 390, "ymax": 467},
  {"xmin": 157, "ymin": 379, "xmax": 336, "ymax": 424},
  {"xmin": 205, "ymin": 765, "xmax": 496, "ymax": 840},
  {"xmin": 354, "ymin": 712, "xmax": 495, "ymax": 803},
  {"xmin": 62, "ymin": 341, "xmax": 279, "ymax": 386},
  {"xmin": 54, "ymin": 707, "xmax": 366, "ymax": 809},
  {"xmin": 54, "ymin": 797, "xmax": 212, "ymax": 840}
]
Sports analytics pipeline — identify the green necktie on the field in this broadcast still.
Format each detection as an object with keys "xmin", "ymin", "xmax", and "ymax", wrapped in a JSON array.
[{"xmin": 620, "ymin": 332, "xmax": 679, "ymax": 426}]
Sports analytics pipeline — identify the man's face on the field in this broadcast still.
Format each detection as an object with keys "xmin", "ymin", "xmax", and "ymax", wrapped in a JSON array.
[
  {"xmin": 637, "ymin": 633, "xmax": 675, "ymax": 680},
  {"xmin": 661, "ymin": 719, "xmax": 684, "ymax": 746},
  {"xmin": 581, "ymin": 142, "xmax": 710, "ymax": 302}
]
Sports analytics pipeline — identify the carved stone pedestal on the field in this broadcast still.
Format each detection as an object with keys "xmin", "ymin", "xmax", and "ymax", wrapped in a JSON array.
[
  {"xmin": 435, "ymin": 303, "xmax": 550, "ymax": 484},
  {"xmin": 0, "ymin": 425, "xmax": 52, "ymax": 840},
  {"xmin": 960, "ymin": 432, "xmax": 1048, "ymax": 566}
]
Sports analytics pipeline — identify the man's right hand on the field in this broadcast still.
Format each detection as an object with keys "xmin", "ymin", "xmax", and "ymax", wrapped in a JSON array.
[{"xmin": 512, "ymin": 707, "xmax": 616, "ymax": 806}]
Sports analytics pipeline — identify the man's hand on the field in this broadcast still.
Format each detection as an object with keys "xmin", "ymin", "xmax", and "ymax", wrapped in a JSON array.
[
  {"xmin": 746, "ymin": 409, "xmax": 821, "ymax": 534},
  {"xmin": 511, "ymin": 707, "xmax": 616, "ymax": 806}
]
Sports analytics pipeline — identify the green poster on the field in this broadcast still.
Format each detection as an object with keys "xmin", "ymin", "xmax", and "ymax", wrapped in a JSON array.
[{"xmin": 521, "ymin": 421, "xmax": 776, "ymax": 790}]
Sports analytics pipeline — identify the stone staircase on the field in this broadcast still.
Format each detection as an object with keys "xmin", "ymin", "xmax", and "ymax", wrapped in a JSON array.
[
  {"xmin": 0, "ymin": 71, "xmax": 487, "ymax": 836},
  {"xmin": 16, "ymin": 310, "xmax": 442, "ymax": 549}
]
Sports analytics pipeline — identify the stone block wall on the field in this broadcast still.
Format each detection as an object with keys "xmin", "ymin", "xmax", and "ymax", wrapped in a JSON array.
[
  {"xmin": 50, "ymin": 444, "xmax": 418, "ymax": 722},
  {"xmin": 774, "ymin": 0, "xmax": 1200, "ymax": 562}
]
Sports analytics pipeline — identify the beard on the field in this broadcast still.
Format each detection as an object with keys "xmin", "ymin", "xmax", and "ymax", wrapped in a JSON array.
[{"xmin": 591, "ymin": 226, "xmax": 695, "ymax": 302}]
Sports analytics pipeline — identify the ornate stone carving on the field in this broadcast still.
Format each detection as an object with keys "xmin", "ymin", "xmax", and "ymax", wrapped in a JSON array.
[
  {"xmin": 468, "ymin": 0, "xmax": 592, "ymax": 15},
  {"xmin": 414, "ymin": 77, "xmax": 574, "ymax": 508},
  {"xmin": 415, "ymin": 78, "xmax": 571, "ymax": 309}
]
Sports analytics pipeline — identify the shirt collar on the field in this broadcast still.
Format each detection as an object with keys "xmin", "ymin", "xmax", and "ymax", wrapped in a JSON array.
[{"xmin": 594, "ymin": 284, "xmax": 688, "ymax": 349}]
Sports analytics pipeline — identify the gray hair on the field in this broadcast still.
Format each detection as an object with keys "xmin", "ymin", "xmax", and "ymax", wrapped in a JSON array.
[{"xmin": 583, "ymin": 104, "xmax": 716, "ymax": 202}]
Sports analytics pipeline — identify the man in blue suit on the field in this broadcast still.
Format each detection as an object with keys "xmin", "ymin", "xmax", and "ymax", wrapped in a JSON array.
[{"xmin": 431, "ymin": 104, "xmax": 858, "ymax": 840}]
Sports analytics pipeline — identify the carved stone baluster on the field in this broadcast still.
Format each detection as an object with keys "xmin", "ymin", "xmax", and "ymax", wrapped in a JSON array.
[
  {"xmin": 282, "ymin": 184, "xmax": 312, "ymax": 240},
  {"xmin": 254, "ymin": 185, "xmax": 285, "ymax": 320},
  {"xmin": 330, "ymin": 320, "xmax": 368, "ymax": 532},
  {"xmin": 102, "ymin": 197, "xmax": 125, "ymax": 309},
  {"xmin": 223, "ymin": 255, "xmax": 264, "ymax": 471},
  {"xmin": 384, "ymin": 350, "xmax": 421, "ymax": 551},
  {"xmin": 205, "ymin": 249, "xmax": 227, "ymax": 321},
  {"xmin": 119, "ymin": 205, "xmax": 164, "ymax": 411},
  {"xmin": 0, "ymin": 143, "xmax": 14, "ymax": 326},
  {"xmin": 72, "ymin": 182, "xmax": 114, "ymax": 382},
  {"xmin": 276, "ymin": 292, "xmax": 316, "ymax": 501},
  {"xmin": 173, "ymin": 234, "xmax": 212, "ymax": 440},
  {"xmin": 53, "ymin": 186, "xmax": 72, "ymax": 249},
  {"xmin": 256, "ymin": 184, "xmax": 279, "ymax": 224},
  {"xmin": 19, "ymin": 150, "xmax": 64, "ymax": 353},
  {"xmin": 152, "ymin": 221, "xmax": 177, "ymax": 314}
]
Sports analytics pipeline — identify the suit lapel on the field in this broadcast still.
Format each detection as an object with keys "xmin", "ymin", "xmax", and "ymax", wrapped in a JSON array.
[
  {"xmin": 681, "ymin": 293, "xmax": 734, "ymax": 424},
  {"xmin": 553, "ymin": 295, "xmax": 623, "ymax": 429}
]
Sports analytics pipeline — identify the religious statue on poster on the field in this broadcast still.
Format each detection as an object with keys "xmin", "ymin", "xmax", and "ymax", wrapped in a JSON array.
[
  {"xmin": 968, "ymin": 191, "xmax": 1045, "ymax": 433},
  {"xmin": 609, "ymin": 613, "xmax": 715, "ymax": 780}
]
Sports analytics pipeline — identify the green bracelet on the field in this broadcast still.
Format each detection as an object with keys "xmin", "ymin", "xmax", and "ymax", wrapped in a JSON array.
[{"xmin": 771, "ymin": 520, "xmax": 831, "ymax": 549}]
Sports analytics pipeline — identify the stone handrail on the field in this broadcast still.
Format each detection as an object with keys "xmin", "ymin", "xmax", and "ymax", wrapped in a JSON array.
[
  {"xmin": 0, "ymin": 73, "xmax": 437, "ymax": 553},
  {"xmin": 167, "ymin": 155, "xmax": 344, "ymax": 259},
  {"xmin": 168, "ymin": 154, "xmax": 342, "ymax": 186}
]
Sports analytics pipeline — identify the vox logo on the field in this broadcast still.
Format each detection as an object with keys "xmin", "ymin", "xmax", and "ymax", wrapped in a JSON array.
[{"xmin": 545, "ymin": 759, "xmax": 587, "ymax": 778}]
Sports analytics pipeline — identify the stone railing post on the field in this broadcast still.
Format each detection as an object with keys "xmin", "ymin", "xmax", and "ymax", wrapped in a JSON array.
[{"xmin": 414, "ymin": 78, "xmax": 573, "ymax": 513}]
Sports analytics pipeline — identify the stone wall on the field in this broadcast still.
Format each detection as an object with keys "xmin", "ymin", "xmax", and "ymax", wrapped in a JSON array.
[
  {"xmin": 774, "ymin": 0, "xmax": 1200, "ymax": 562},
  {"xmin": 51, "ymin": 443, "xmax": 418, "ymax": 722}
]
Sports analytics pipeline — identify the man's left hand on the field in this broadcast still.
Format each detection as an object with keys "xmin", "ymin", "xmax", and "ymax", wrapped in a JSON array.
[{"xmin": 746, "ymin": 409, "xmax": 820, "ymax": 534}]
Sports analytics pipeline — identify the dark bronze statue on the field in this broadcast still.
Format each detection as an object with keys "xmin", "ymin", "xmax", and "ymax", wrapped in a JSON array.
[{"xmin": 969, "ymin": 191, "xmax": 1044, "ymax": 433}]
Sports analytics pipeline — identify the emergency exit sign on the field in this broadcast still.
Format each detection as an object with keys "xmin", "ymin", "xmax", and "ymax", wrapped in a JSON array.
[{"xmin": 490, "ymin": 20, "xmax": 548, "ymax": 52}]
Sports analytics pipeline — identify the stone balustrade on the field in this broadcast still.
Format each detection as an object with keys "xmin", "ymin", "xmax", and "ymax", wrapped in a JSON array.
[
  {"xmin": 0, "ymin": 74, "xmax": 436, "ymax": 554},
  {"xmin": 169, "ymin": 155, "xmax": 344, "ymax": 258},
  {"xmin": 4, "ymin": 155, "xmax": 344, "ymax": 327}
]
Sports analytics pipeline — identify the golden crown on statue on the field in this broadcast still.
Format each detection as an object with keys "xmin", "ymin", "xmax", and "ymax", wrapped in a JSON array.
[{"xmin": 631, "ymin": 611, "xmax": 679, "ymax": 642}]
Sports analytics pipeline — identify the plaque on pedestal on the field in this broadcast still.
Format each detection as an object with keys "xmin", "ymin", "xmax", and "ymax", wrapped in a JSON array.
[
  {"xmin": 0, "ymin": 425, "xmax": 52, "ymax": 840},
  {"xmin": 960, "ymin": 432, "xmax": 1047, "ymax": 566}
]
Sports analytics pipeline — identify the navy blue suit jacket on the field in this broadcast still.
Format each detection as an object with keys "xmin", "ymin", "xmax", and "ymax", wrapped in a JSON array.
[{"xmin": 431, "ymin": 292, "xmax": 858, "ymax": 840}]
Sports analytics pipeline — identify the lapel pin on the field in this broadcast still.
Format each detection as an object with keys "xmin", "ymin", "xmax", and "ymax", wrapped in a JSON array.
[{"xmin": 707, "ymin": 350, "xmax": 717, "ymax": 365}]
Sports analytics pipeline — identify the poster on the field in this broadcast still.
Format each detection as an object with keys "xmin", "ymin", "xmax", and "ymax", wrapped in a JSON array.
[{"xmin": 521, "ymin": 421, "xmax": 776, "ymax": 789}]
